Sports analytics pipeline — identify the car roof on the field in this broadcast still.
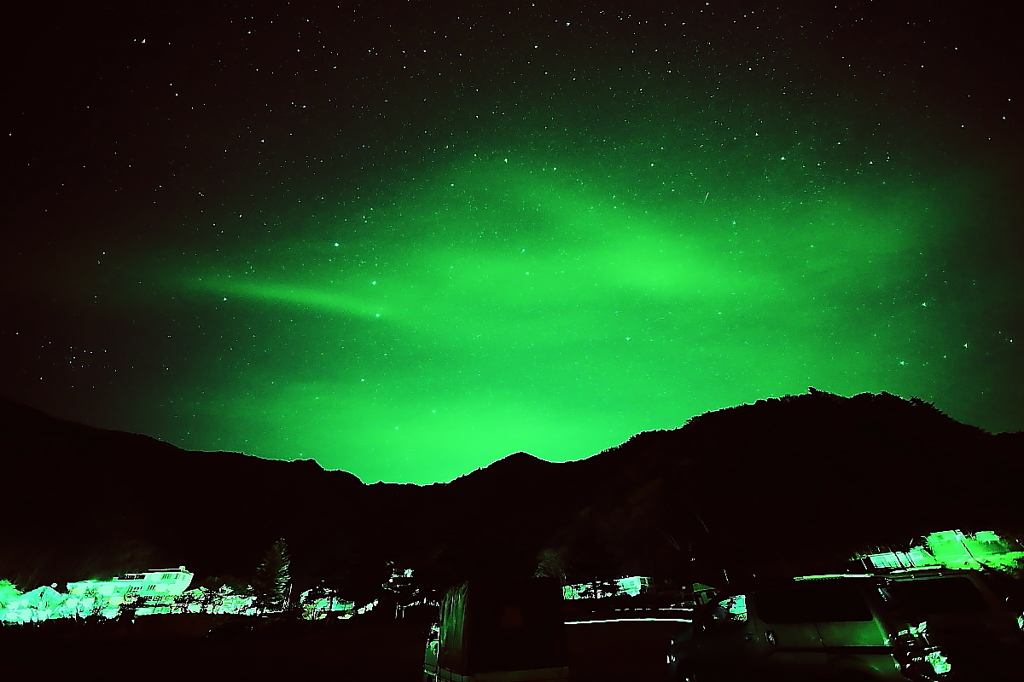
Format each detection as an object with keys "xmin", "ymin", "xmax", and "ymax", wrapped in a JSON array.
[{"xmin": 707, "ymin": 568, "xmax": 985, "ymax": 598}]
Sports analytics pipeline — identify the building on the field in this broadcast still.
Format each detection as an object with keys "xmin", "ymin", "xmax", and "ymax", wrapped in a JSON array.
[
  {"xmin": 563, "ymin": 576, "xmax": 651, "ymax": 600},
  {"xmin": 856, "ymin": 530, "xmax": 1023, "ymax": 572},
  {"xmin": 66, "ymin": 566, "xmax": 194, "ymax": 617},
  {"xmin": 299, "ymin": 587, "xmax": 354, "ymax": 620},
  {"xmin": 1, "ymin": 585, "xmax": 66, "ymax": 623}
]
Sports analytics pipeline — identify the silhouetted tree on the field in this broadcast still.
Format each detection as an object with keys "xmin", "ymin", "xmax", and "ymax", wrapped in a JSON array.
[
  {"xmin": 535, "ymin": 548, "xmax": 567, "ymax": 582},
  {"xmin": 253, "ymin": 538, "xmax": 291, "ymax": 613},
  {"xmin": 172, "ymin": 590, "xmax": 199, "ymax": 614},
  {"xmin": 77, "ymin": 586, "xmax": 106, "ymax": 618},
  {"xmin": 116, "ymin": 594, "xmax": 143, "ymax": 621}
]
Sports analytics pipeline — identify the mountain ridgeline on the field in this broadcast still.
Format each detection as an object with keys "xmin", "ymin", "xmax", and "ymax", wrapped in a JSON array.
[{"xmin": 2, "ymin": 390, "xmax": 1021, "ymax": 595}]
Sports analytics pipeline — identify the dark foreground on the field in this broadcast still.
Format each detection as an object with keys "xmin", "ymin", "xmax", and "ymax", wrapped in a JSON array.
[{"xmin": 1, "ymin": 616, "xmax": 678, "ymax": 681}]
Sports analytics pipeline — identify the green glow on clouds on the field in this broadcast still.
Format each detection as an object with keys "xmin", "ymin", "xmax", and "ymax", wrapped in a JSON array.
[
  {"xmin": 3, "ymin": 6, "xmax": 1022, "ymax": 489},
  {"xmin": 156, "ymin": 130, "xmax": 992, "ymax": 483}
]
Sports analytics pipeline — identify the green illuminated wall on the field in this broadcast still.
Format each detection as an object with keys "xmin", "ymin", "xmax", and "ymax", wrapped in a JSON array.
[{"xmin": 564, "ymin": 575, "xmax": 651, "ymax": 600}]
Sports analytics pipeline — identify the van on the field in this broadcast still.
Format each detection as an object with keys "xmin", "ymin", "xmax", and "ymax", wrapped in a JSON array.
[
  {"xmin": 423, "ymin": 576, "xmax": 569, "ymax": 682},
  {"xmin": 667, "ymin": 568, "xmax": 1024, "ymax": 681}
]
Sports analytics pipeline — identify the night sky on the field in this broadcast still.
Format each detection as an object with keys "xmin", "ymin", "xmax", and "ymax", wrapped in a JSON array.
[{"xmin": 3, "ymin": 1, "xmax": 1021, "ymax": 483}]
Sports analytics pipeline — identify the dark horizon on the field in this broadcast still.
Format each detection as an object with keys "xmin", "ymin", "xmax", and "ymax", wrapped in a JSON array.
[{"xmin": 4, "ymin": 387, "xmax": 1023, "ymax": 595}]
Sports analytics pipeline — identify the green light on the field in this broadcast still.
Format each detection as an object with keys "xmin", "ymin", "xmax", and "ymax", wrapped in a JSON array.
[
  {"xmin": 858, "ymin": 530, "xmax": 1024, "ymax": 573},
  {"xmin": 926, "ymin": 650, "xmax": 953, "ymax": 676},
  {"xmin": 130, "ymin": 114, "xmax": 1002, "ymax": 483},
  {"xmin": 564, "ymin": 576, "xmax": 652, "ymax": 599},
  {"xmin": 0, "ymin": 579, "xmax": 21, "ymax": 608},
  {"xmin": 1, "ymin": 568, "xmax": 196, "ymax": 624},
  {"xmin": 924, "ymin": 530, "xmax": 1024, "ymax": 570}
]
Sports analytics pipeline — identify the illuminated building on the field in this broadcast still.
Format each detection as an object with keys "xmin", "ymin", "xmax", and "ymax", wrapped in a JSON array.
[
  {"xmin": 563, "ymin": 576, "xmax": 651, "ymax": 600},
  {"xmin": 65, "ymin": 567, "xmax": 193, "ymax": 618},
  {"xmin": 1, "ymin": 585, "xmax": 66, "ymax": 623},
  {"xmin": 857, "ymin": 530, "xmax": 1024, "ymax": 571}
]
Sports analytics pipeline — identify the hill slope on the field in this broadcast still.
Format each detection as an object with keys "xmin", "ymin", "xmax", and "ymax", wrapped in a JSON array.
[{"xmin": 2, "ymin": 390, "xmax": 1021, "ymax": 592}]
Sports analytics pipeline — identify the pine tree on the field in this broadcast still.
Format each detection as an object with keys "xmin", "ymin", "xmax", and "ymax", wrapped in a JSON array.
[
  {"xmin": 0, "ymin": 579, "xmax": 22, "ymax": 609},
  {"xmin": 253, "ymin": 538, "xmax": 291, "ymax": 613}
]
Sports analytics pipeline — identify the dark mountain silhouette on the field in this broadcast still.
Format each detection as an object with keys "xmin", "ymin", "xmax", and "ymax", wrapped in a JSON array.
[{"xmin": 2, "ymin": 390, "xmax": 1022, "ymax": 596}]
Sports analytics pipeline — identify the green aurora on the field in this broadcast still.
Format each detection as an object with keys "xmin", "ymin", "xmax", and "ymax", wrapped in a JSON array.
[
  {"xmin": 159, "ymin": 132, "xmax": 1008, "ymax": 483},
  {"xmin": 3, "ymin": 4, "xmax": 1021, "ymax": 484}
]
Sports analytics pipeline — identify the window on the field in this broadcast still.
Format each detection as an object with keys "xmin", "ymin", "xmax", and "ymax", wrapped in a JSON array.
[
  {"xmin": 712, "ymin": 595, "xmax": 748, "ymax": 623},
  {"xmin": 697, "ymin": 595, "xmax": 748, "ymax": 635}
]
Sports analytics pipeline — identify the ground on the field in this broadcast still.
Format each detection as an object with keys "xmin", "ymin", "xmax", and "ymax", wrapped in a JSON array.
[{"xmin": 1, "ymin": 616, "xmax": 679, "ymax": 681}]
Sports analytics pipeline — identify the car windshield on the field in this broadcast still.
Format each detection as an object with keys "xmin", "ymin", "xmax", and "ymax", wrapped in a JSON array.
[{"xmin": 886, "ymin": 577, "xmax": 988, "ymax": 615}]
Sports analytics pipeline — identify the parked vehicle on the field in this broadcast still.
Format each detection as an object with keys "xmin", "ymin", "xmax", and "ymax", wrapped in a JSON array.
[
  {"xmin": 423, "ymin": 576, "xmax": 569, "ymax": 682},
  {"xmin": 667, "ymin": 568, "xmax": 1024, "ymax": 681}
]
